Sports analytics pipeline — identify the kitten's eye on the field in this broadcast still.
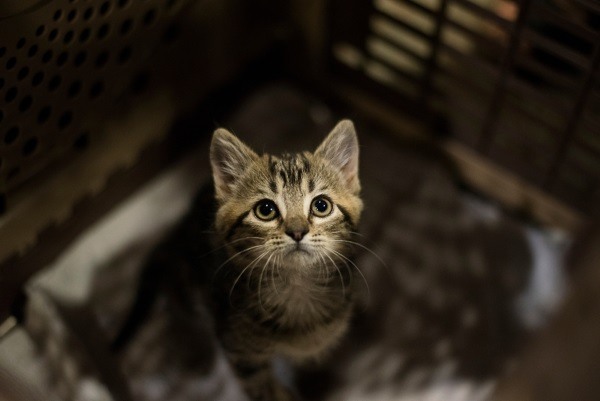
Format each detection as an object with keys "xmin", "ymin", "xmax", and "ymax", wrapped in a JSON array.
[
  {"xmin": 254, "ymin": 199, "xmax": 279, "ymax": 221},
  {"xmin": 311, "ymin": 196, "xmax": 333, "ymax": 217}
]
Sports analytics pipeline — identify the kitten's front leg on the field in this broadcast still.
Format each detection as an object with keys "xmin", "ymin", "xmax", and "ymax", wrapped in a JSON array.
[{"xmin": 233, "ymin": 360, "xmax": 298, "ymax": 401}]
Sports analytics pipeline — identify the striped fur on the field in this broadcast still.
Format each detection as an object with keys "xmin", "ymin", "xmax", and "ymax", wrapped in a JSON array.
[{"xmin": 210, "ymin": 120, "xmax": 362, "ymax": 400}]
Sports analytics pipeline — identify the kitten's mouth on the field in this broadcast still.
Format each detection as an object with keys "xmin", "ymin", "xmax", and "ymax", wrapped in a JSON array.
[{"xmin": 286, "ymin": 243, "xmax": 311, "ymax": 256}]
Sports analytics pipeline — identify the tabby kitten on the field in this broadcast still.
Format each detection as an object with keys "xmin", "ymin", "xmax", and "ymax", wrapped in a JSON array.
[{"xmin": 209, "ymin": 120, "xmax": 362, "ymax": 400}]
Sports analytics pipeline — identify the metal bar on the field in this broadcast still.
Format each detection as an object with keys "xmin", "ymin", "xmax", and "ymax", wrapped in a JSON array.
[
  {"xmin": 443, "ymin": 18, "xmax": 505, "ymax": 55},
  {"xmin": 370, "ymin": 31, "xmax": 430, "ymax": 65},
  {"xmin": 452, "ymin": 0, "xmax": 513, "ymax": 31},
  {"xmin": 543, "ymin": 38, "xmax": 600, "ymax": 189},
  {"xmin": 372, "ymin": 9, "xmax": 433, "ymax": 41},
  {"xmin": 421, "ymin": 0, "xmax": 450, "ymax": 100},
  {"xmin": 478, "ymin": 0, "xmax": 534, "ymax": 153},
  {"xmin": 439, "ymin": 42, "xmax": 500, "ymax": 84},
  {"xmin": 367, "ymin": 50, "xmax": 423, "ymax": 83},
  {"xmin": 389, "ymin": 0, "xmax": 437, "ymax": 17}
]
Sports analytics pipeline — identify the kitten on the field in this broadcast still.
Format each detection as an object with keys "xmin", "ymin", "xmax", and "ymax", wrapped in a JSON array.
[
  {"xmin": 114, "ymin": 120, "xmax": 363, "ymax": 400},
  {"xmin": 209, "ymin": 120, "xmax": 362, "ymax": 399}
]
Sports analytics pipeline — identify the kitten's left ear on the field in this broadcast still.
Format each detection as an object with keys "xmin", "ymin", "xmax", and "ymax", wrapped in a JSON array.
[
  {"xmin": 210, "ymin": 128, "xmax": 259, "ymax": 200},
  {"xmin": 315, "ymin": 120, "xmax": 360, "ymax": 193}
]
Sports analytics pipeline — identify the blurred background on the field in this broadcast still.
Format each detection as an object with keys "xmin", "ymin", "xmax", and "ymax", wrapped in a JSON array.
[{"xmin": 0, "ymin": 0, "xmax": 598, "ymax": 400}]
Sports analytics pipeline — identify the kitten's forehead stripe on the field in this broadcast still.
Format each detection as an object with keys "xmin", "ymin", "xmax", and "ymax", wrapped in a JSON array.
[
  {"xmin": 272, "ymin": 153, "xmax": 315, "ymax": 189},
  {"xmin": 269, "ymin": 180, "xmax": 277, "ymax": 193}
]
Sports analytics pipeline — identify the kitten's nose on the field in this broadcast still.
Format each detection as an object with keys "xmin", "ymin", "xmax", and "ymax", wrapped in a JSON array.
[
  {"xmin": 286, "ymin": 229, "xmax": 308, "ymax": 242},
  {"xmin": 285, "ymin": 217, "xmax": 309, "ymax": 242}
]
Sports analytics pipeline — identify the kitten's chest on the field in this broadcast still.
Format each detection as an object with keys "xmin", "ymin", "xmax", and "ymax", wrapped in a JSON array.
[
  {"xmin": 259, "ymin": 275, "xmax": 352, "ymax": 359},
  {"xmin": 262, "ymin": 274, "xmax": 345, "ymax": 325}
]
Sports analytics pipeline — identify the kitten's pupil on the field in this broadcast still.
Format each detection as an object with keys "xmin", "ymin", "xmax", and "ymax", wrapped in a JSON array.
[
  {"xmin": 255, "ymin": 199, "xmax": 278, "ymax": 221},
  {"xmin": 314, "ymin": 199, "xmax": 328, "ymax": 213},
  {"xmin": 312, "ymin": 197, "xmax": 332, "ymax": 217}
]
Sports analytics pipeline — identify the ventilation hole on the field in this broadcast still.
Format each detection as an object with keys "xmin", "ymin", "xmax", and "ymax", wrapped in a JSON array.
[
  {"xmin": 90, "ymin": 81, "xmax": 104, "ymax": 98},
  {"xmin": 0, "ymin": 78, "xmax": 3, "ymax": 90},
  {"xmin": 56, "ymin": 52, "xmax": 68, "ymax": 67},
  {"xmin": 22, "ymin": 137, "xmax": 38, "ymax": 156},
  {"xmin": 16, "ymin": 38, "xmax": 26, "ymax": 49},
  {"xmin": 83, "ymin": 7, "xmax": 94, "ymax": 20},
  {"xmin": 130, "ymin": 72, "xmax": 149, "ymax": 95},
  {"xmin": 58, "ymin": 111, "xmax": 73, "ymax": 129},
  {"xmin": 0, "ymin": 47, "xmax": 5, "ymax": 57},
  {"xmin": 17, "ymin": 67, "xmax": 29, "ymax": 80},
  {"xmin": 97, "ymin": 24, "xmax": 110, "ymax": 39},
  {"xmin": 120, "ymin": 19, "xmax": 133, "ymax": 35},
  {"xmin": 73, "ymin": 132, "xmax": 90, "ymax": 150},
  {"xmin": 48, "ymin": 29, "xmax": 58, "ymax": 41},
  {"xmin": 19, "ymin": 96, "xmax": 32, "ymax": 112},
  {"xmin": 63, "ymin": 30, "xmax": 74, "ymax": 44},
  {"xmin": 68, "ymin": 81, "xmax": 82, "ymax": 97},
  {"xmin": 35, "ymin": 25, "xmax": 45, "ymax": 37},
  {"xmin": 100, "ymin": 1, "xmax": 111, "ymax": 15},
  {"xmin": 67, "ymin": 9, "xmax": 77, "ymax": 22},
  {"xmin": 73, "ymin": 51, "xmax": 86, "ymax": 66},
  {"xmin": 6, "ymin": 57, "xmax": 17, "ymax": 70},
  {"xmin": 95, "ymin": 51, "xmax": 109, "ymax": 67},
  {"xmin": 42, "ymin": 50, "xmax": 53, "ymax": 63},
  {"xmin": 32, "ymin": 71, "xmax": 44, "ymax": 86},
  {"xmin": 37, "ymin": 106, "xmax": 51, "ymax": 124},
  {"xmin": 7, "ymin": 167, "xmax": 20, "ymax": 180},
  {"xmin": 118, "ymin": 0, "xmax": 129, "ymax": 8},
  {"xmin": 79, "ymin": 28, "xmax": 91, "ymax": 42},
  {"xmin": 117, "ymin": 46, "xmax": 132, "ymax": 64},
  {"xmin": 0, "ymin": 109, "xmax": 3, "ymax": 122},
  {"xmin": 28, "ymin": 44, "xmax": 38, "ymax": 57},
  {"xmin": 4, "ymin": 126, "xmax": 19, "ymax": 144},
  {"xmin": 143, "ymin": 9, "xmax": 157, "ymax": 25},
  {"xmin": 5, "ymin": 87, "xmax": 17, "ymax": 102},
  {"xmin": 53, "ymin": 9, "xmax": 63, "ymax": 21},
  {"xmin": 48, "ymin": 75, "xmax": 62, "ymax": 91}
]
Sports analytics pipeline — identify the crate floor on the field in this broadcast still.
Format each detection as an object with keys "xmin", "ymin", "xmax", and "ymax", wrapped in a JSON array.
[{"xmin": 2, "ymin": 83, "xmax": 569, "ymax": 401}]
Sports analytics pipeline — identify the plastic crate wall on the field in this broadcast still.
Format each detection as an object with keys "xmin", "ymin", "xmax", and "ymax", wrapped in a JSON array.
[
  {"xmin": 0, "ymin": 0, "xmax": 189, "ymax": 207},
  {"xmin": 328, "ymin": 0, "xmax": 600, "ymax": 217}
]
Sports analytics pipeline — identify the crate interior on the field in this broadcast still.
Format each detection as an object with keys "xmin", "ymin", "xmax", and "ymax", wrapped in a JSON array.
[{"xmin": 1, "ymin": 0, "xmax": 599, "ymax": 400}]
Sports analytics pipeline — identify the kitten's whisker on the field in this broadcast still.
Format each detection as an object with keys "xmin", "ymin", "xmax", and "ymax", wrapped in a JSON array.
[
  {"xmin": 320, "ymin": 250, "xmax": 345, "ymax": 298},
  {"xmin": 329, "ymin": 239, "xmax": 390, "ymax": 272},
  {"xmin": 327, "ymin": 248, "xmax": 370, "ymax": 303},
  {"xmin": 213, "ymin": 244, "xmax": 263, "ymax": 277},
  {"xmin": 264, "ymin": 252, "xmax": 279, "ymax": 295},
  {"xmin": 258, "ymin": 251, "xmax": 275, "ymax": 311},
  {"xmin": 228, "ymin": 250, "xmax": 270, "ymax": 303},
  {"xmin": 315, "ymin": 250, "xmax": 329, "ymax": 281},
  {"xmin": 200, "ymin": 237, "xmax": 263, "ymax": 258}
]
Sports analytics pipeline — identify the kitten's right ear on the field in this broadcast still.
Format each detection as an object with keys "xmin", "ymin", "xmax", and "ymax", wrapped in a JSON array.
[{"xmin": 210, "ymin": 128, "xmax": 258, "ymax": 200}]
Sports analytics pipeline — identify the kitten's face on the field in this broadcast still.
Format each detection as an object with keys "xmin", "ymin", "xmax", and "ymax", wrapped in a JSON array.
[{"xmin": 210, "ymin": 120, "xmax": 362, "ymax": 272}]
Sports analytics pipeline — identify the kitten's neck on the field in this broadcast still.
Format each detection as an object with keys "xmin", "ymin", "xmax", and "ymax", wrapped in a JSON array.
[{"xmin": 248, "ymin": 260, "xmax": 352, "ymax": 328}]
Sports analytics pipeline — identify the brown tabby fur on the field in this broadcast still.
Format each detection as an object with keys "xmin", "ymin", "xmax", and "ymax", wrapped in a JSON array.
[{"xmin": 209, "ymin": 120, "xmax": 363, "ymax": 400}]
